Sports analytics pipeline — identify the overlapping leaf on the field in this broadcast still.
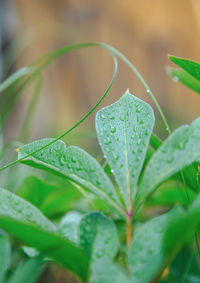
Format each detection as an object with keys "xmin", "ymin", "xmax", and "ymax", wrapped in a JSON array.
[
  {"xmin": 128, "ymin": 194, "xmax": 200, "ymax": 283},
  {"xmin": 96, "ymin": 93, "xmax": 154, "ymax": 210},
  {"xmin": 0, "ymin": 233, "xmax": 10, "ymax": 283},
  {"xmin": 0, "ymin": 188, "xmax": 88, "ymax": 280},
  {"xmin": 137, "ymin": 117, "xmax": 200, "ymax": 206},
  {"xmin": 79, "ymin": 212, "xmax": 128, "ymax": 283},
  {"xmin": 18, "ymin": 140, "xmax": 124, "ymax": 216}
]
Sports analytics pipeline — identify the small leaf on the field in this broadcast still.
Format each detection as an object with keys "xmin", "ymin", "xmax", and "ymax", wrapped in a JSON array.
[
  {"xmin": 168, "ymin": 67, "xmax": 200, "ymax": 94},
  {"xmin": 7, "ymin": 256, "xmax": 44, "ymax": 283},
  {"xmin": 137, "ymin": 117, "xmax": 200, "ymax": 206},
  {"xmin": 169, "ymin": 55, "xmax": 200, "ymax": 83},
  {"xmin": 57, "ymin": 211, "xmax": 83, "ymax": 244},
  {"xmin": 0, "ymin": 233, "xmax": 10, "ymax": 283},
  {"xmin": 18, "ymin": 140, "xmax": 124, "ymax": 217},
  {"xmin": 79, "ymin": 212, "xmax": 127, "ymax": 282},
  {"xmin": 96, "ymin": 92, "xmax": 154, "ymax": 210}
]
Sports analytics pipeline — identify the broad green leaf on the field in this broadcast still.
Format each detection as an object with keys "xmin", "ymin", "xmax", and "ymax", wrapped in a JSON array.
[
  {"xmin": 0, "ymin": 67, "xmax": 34, "ymax": 94},
  {"xmin": 0, "ymin": 187, "xmax": 55, "ymax": 231},
  {"xmin": 57, "ymin": 211, "xmax": 83, "ymax": 244},
  {"xmin": 169, "ymin": 248, "xmax": 200, "ymax": 283},
  {"xmin": 7, "ymin": 256, "xmax": 44, "ymax": 283},
  {"xmin": 168, "ymin": 67, "xmax": 200, "ymax": 94},
  {"xmin": 79, "ymin": 212, "xmax": 127, "ymax": 283},
  {"xmin": 17, "ymin": 175, "xmax": 81, "ymax": 218},
  {"xmin": 169, "ymin": 55, "xmax": 200, "ymax": 83},
  {"xmin": 0, "ymin": 217, "xmax": 88, "ymax": 280},
  {"xmin": 17, "ymin": 176, "xmax": 57, "ymax": 208},
  {"xmin": 0, "ymin": 233, "xmax": 10, "ymax": 283},
  {"xmin": 129, "ymin": 195, "xmax": 200, "ymax": 283},
  {"xmin": 137, "ymin": 117, "xmax": 200, "ymax": 206},
  {"xmin": 96, "ymin": 92, "xmax": 155, "ymax": 210},
  {"xmin": 18, "ymin": 139, "xmax": 124, "ymax": 216}
]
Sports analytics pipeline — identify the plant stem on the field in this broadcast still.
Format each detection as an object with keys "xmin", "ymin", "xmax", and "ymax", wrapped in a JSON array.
[{"xmin": 126, "ymin": 210, "xmax": 133, "ymax": 248}]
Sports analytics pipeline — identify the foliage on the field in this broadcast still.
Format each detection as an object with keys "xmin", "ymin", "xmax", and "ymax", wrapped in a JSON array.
[{"xmin": 0, "ymin": 43, "xmax": 199, "ymax": 282}]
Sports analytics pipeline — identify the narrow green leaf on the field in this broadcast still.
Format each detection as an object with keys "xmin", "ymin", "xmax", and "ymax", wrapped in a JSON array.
[
  {"xmin": 96, "ymin": 92, "xmax": 154, "ymax": 210},
  {"xmin": 18, "ymin": 139, "xmax": 124, "ymax": 217},
  {"xmin": 57, "ymin": 211, "xmax": 83, "ymax": 244},
  {"xmin": 137, "ymin": 117, "xmax": 200, "ymax": 206},
  {"xmin": 0, "ymin": 217, "xmax": 88, "ymax": 280},
  {"xmin": 129, "ymin": 195, "xmax": 200, "ymax": 283},
  {"xmin": 0, "ymin": 187, "xmax": 55, "ymax": 231},
  {"xmin": 0, "ymin": 67, "xmax": 34, "ymax": 93},
  {"xmin": 7, "ymin": 256, "xmax": 44, "ymax": 283},
  {"xmin": 0, "ymin": 233, "xmax": 10, "ymax": 283},
  {"xmin": 169, "ymin": 55, "xmax": 200, "ymax": 83},
  {"xmin": 168, "ymin": 67, "xmax": 200, "ymax": 94}
]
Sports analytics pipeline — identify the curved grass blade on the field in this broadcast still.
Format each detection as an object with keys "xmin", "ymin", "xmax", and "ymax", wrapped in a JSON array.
[
  {"xmin": 0, "ymin": 67, "xmax": 34, "ymax": 93},
  {"xmin": 18, "ymin": 139, "xmax": 125, "ymax": 217},
  {"xmin": 96, "ymin": 92, "xmax": 154, "ymax": 210},
  {"xmin": 0, "ymin": 41, "xmax": 170, "ymax": 175},
  {"xmin": 137, "ymin": 117, "xmax": 200, "ymax": 208}
]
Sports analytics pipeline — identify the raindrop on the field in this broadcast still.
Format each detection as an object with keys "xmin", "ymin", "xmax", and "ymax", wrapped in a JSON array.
[
  {"xmin": 101, "ymin": 113, "xmax": 106, "ymax": 119},
  {"xmin": 120, "ymin": 116, "xmax": 125, "ymax": 121},
  {"xmin": 71, "ymin": 157, "xmax": 76, "ymax": 163},
  {"xmin": 136, "ymin": 108, "xmax": 140, "ymax": 113},
  {"xmin": 113, "ymin": 153, "xmax": 119, "ymax": 160},
  {"xmin": 173, "ymin": 76, "xmax": 179, "ymax": 82},
  {"xmin": 111, "ymin": 127, "xmax": 116, "ymax": 133},
  {"xmin": 146, "ymin": 89, "xmax": 150, "ymax": 93}
]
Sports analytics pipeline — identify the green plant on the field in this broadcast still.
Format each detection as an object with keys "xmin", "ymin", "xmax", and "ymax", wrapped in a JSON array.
[{"xmin": 0, "ymin": 45, "xmax": 200, "ymax": 282}]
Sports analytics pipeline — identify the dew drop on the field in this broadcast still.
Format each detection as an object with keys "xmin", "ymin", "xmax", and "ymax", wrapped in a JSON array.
[
  {"xmin": 173, "ymin": 76, "xmax": 179, "ymax": 82},
  {"xmin": 113, "ymin": 153, "xmax": 119, "ymax": 160},
  {"xmin": 146, "ymin": 89, "xmax": 150, "ymax": 93},
  {"xmin": 71, "ymin": 157, "xmax": 76, "ymax": 163},
  {"xmin": 101, "ymin": 113, "xmax": 106, "ymax": 119},
  {"xmin": 120, "ymin": 116, "xmax": 125, "ymax": 121},
  {"xmin": 136, "ymin": 108, "xmax": 140, "ymax": 113},
  {"xmin": 111, "ymin": 127, "xmax": 116, "ymax": 133}
]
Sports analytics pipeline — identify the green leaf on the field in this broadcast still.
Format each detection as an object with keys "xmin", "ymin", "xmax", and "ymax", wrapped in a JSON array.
[
  {"xmin": 137, "ymin": 117, "xmax": 200, "ymax": 207},
  {"xmin": 0, "ymin": 217, "xmax": 88, "ymax": 280},
  {"xmin": 17, "ymin": 175, "xmax": 81, "ymax": 218},
  {"xmin": 57, "ymin": 211, "xmax": 83, "ymax": 244},
  {"xmin": 18, "ymin": 139, "xmax": 124, "ymax": 217},
  {"xmin": 96, "ymin": 92, "xmax": 154, "ymax": 210},
  {"xmin": 0, "ymin": 188, "xmax": 88, "ymax": 279},
  {"xmin": 129, "ymin": 195, "xmax": 200, "ymax": 283},
  {"xmin": 168, "ymin": 67, "xmax": 200, "ymax": 94},
  {"xmin": 0, "ymin": 187, "xmax": 55, "ymax": 231},
  {"xmin": 7, "ymin": 256, "xmax": 44, "ymax": 283},
  {"xmin": 0, "ymin": 233, "xmax": 10, "ymax": 283},
  {"xmin": 17, "ymin": 176, "xmax": 57, "ymax": 208},
  {"xmin": 79, "ymin": 212, "xmax": 127, "ymax": 283},
  {"xmin": 169, "ymin": 55, "xmax": 200, "ymax": 83}
]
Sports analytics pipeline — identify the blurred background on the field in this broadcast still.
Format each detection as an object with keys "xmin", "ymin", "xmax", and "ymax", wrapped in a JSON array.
[
  {"xmin": 1, "ymin": 1, "xmax": 200, "ymax": 282},
  {"xmin": 1, "ymin": 0, "xmax": 200, "ymax": 145}
]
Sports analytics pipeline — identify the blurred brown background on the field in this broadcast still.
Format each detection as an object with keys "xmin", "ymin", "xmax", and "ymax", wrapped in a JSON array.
[{"xmin": 1, "ymin": 0, "xmax": 200, "ymax": 141}]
